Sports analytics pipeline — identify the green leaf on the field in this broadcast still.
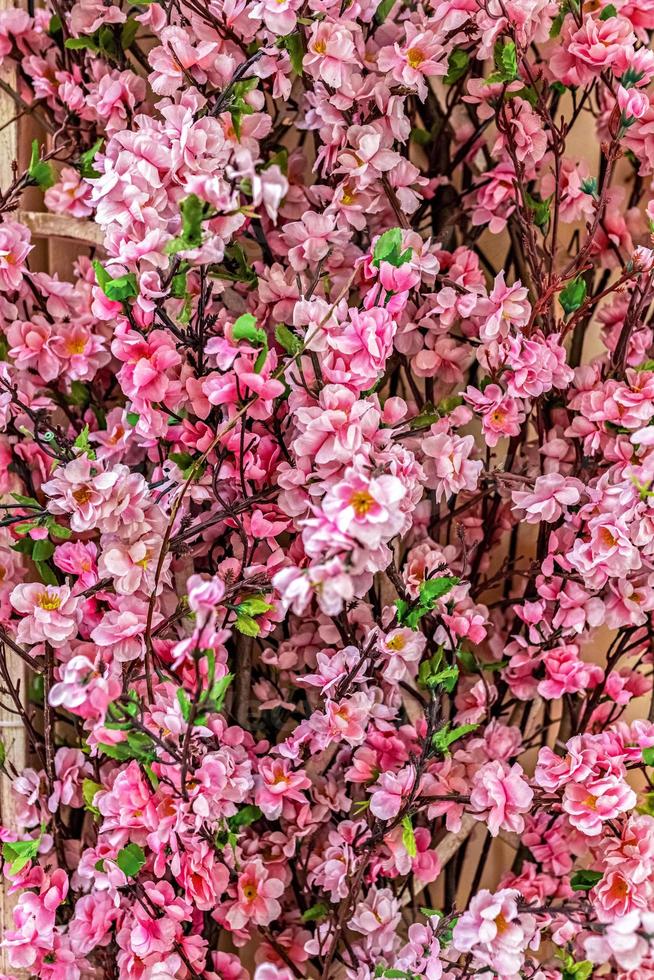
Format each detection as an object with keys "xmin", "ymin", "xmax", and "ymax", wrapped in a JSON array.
[
  {"xmin": 562, "ymin": 957, "xmax": 593, "ymax": 980},
  {"xmin": 97, "ymin": 731, "xmax": 156, "ymax": 764},
  {"xmin": 120, "ymin": 16, "xmax": 138, "ymax": 48},
  {"xmin": 126, "ymin": 411, "xmax": 140, "ymax": 427},
  {"xmin": 375, "ymin": 0, "xmax": 395, "ymax": 23},
  {"xmin": 93, "ymin": 260, "xmax": 137, "ymax": 303},
  {"xmin": 570, "ymin": 869, "xmax": 603, "ymax": 891},
  {"xmin": 237, "ymin": 595, "xmax": 273, "ymax": 616},
  {"xmin": 28, "ymin": 140, "xmax": 55, "ymax": 190},
  {"xmin": 82, "ymin": 778, "xmax": 103, "ymax": 815},
  {"xmin": 430, "ymin": 664, "xmax": 459, "ymax": 694},
  {"xmin": 445, "ymin": 49, "xmax": 469, "ymax": 85},
  {"xmin": 599, "ymin": 3, "xmax": 617, "ymax": 18},
  {"xmin": 31, "ymin": 539, "xmax": 54, "ymax": 562},
  {"xmin": 401, "ymin": 815, "xmax": 417, "ymax": 858},
  {"xmin": 177, "ymin": 688, "xmax": 192, "ymax": 722},
  {"xmin": 2, "ymin": 831, "xmax": 42, "ymax": 875},
  {"xmin": 275, "ymin": 323, "xmax": 302, "ymax": 355},
  {"xmin": 78, "ymin": 139, "xmax": 103, "ymax": 179},
  {"xmin": 235, "ymin": 613, "xmax": 259, "ymax": 636},
  {"xmin": 432, "ymin": 722, "xmax": 479, "ymax": 755},
  {"xmin": 65, "ymin": 36, "xmax": 99, "ymax": 51},
  {"xmin": 526, "ymin": 192, "xmax": 552, "ymax": 229},
  {"xmin": 35, "ymin": 561, "xmax": 59, "ymax": 586},
  {"xmin": 73, "ymin": 424, "xmax": 96, "ymax": 459},
  {"xmin": 372, "ymin": 228, "xmax": 412, "ymax": 269},
  {"xmin": 116, "ymin": 842, "xmax": 146, "ymax": 877},
  {"xmin": 302, "ymin": 902, "xmax": 329, "ymax": 922},
  {"xmin": 642, "ymin": 747, "xmax": 654, "ymax": 766},
  {"xmin": 11, "ymin": 493, "xmax": 40, "ymax": 508},
  {"xmin": 166, "ymin": 194, "xmax": 210, "ymax": 255},
  {"xmin": 282, "ymin": 32, "xmax": 303, "ymax": 75},
  {"xmin": 488, "ymin": 39, "xmax": 518, "ymax": 84},
  {"xmin": 559, "ymin": 276, "xmax": 587, "ymax": 316},
  {"xmin": 211, "ymin": 673, "xmax": 233, "ymax": 712},
  {"xmin": 232, "ymin": 313, "xmax": 266, "ymax": 346},
  {"xmin": 228, "ymin": 804, "xmax": 262, "ymax": 829},
  {"xmin": 419, "ymin": 576, "xmax": 459, "ymax": 606}
]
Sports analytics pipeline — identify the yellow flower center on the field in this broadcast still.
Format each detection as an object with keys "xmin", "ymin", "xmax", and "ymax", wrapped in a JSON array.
[
  {"xmin": 66, "ymin": 337, "xmax": 86, "ymax": 355},
  {"xmin": 73, "ymin": 486, "xmax": 92, "ymax": 505},
  {"xmin": 407, "ymin": 47, "xmax": 425, "ymax": 69},
  {"xmin": 350, "ymin": 490, "xmax": 375, "ymax": 517},
  {"xmin": 386, "ymin": 634, "xmax": 406, "ymax": 651},
  {"xmin": 313, "ymin": 39, "xmax": 326, "ymax": 54},
  {"xmin": 495, "ymin": 913, "xmax": 509, "ymax": 935},
  {"xmin": 243, "ymin": 883, "xmax": 258, "ymax": 901},
  {"xmin": 37, "ymin": 592, "xmax": 62, "ymax": 611}
]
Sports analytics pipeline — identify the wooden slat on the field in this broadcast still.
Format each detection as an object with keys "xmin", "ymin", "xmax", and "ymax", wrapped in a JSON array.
[
  {"xmin": 0, "ymin": 0, "xmax": 27, "ymax": 965},
  {"xmin": 17, "ymin": 208, "xmax": 104, "ymax": 247}
]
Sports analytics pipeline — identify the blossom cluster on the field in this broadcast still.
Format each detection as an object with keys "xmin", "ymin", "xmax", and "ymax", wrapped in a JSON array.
[{"xmin": 1, "ymin": 0, "xmax": 654, "ymax": 979}]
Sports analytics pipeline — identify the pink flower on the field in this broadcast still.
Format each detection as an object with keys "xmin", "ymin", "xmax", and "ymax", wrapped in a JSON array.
[
  {"xmin": 618, "ymin": 84, "xmax": 650, "ymax": 121},
  {"xmin": 537, "ymin": 644, "xmax": 603, "ymax": 699},
  {"xmin": 0, "ymin": 221, "xmax": 32, "ymax": 291},
  {"xmin": 452, "ymin": 888, "xmax": 537, "ymax": 977},
  {"xmin": 469, "ymin": 761, "xmax": 534, "ymax": 837},
  {"xmin": 44, "ymin": 167, "xmax": 93, "ymax": 218},
  {"xmin": 7, "ymin": 316, "xmax": 62, "ymax": 382},
  {"xmin": 281, "ymin": 211, "xmax": 346, "ymax": 272},
  {"xmin": 377, "ymin": 23, "xmax": 446, "ymax": 100},
  {"xmin": 563, "ymin": 775, "xmax": 637, "ymax": 836},
  {"xmin": 303, "ymin": 21, "xmax": 359, "ymax": 88},
  {"xmin": 369, "ymin": 766, "xmax": 416, "ymax": 820},
  {"xmin": 336, "ymin": 125, "xmax": 398, "ymax": 186},
  {"xmin": 225, "ymin": 859, "xmax": 284, "ymax": 930},
  {"xmin": 322, "ymin": 469, "xmax": 407, "ymax": 548},
  {"xmin": 10, "ymin": 583, "xmax": 81, "ymax": 645},
  {"xmin": 422, "ymin": 430, "xmax": 483, "ymax": 501},
  {"xmin": 476, "ymin": 272, "xmax": 531, "ymax": 343},
  {"xmin": 255, "ymin": 758, "xmax": 311, "ymax": 819},
  {"xmin": 511, "ymin": 473, "xmax": 583, "ymax": 523}
]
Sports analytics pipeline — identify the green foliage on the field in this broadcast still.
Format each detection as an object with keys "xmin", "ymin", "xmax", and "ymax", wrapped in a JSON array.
[
  {"xmin": 74, "ymin": 424, "xmax": 96, "ymax": 459},
  {"xmin": 275, "ymin": 323, "xmax": 302, "ymax": 355},
  {"xmin": 82, "ymin": 778, "xmax": 103, "ymax": 816},
  {"xmin": 375, "ymin": 0, "xmax": 395, "ymax": 23},
  {"xmin": 401, "ymin": 815, "xmax": 417, "ymax": 857},
  {"xmin": 445, "ymin": 49, "xmax": 469, "ymax": 85},
  {"xmin": 487, "ymin": 40, "xmax": 518, "ymax": 83},
  {"xmin": 234, "ymin": 593, "xmax": 273, "ymax": 635},
  {"xmin": 395, "ymin": 576, "xmax": 459, "ymax": 630},
  {"xmin": 570, "ymin": 869, "xmax": 603, "ymax": 891},
  {"xmin": 93, "ymin": 260, "xmax": 138, "ymax": 303},
  {"xmin": 166, "ymin": 195, "xmax": 213, "ymax": 256},
  {"xmin": 78, "ymin": 139, "xmax": 103, "ymax": 179},
  {"xmin": 28, "ymin": 140, "xmax": 55, "ymax": 190},
  {"xmin": 116, "ymin": 842, "xmax": 146, "ymax": 877},
  {"xmin": 97, "ymin": 731, "xmax": 156, "ymax": 764},
  {"xmin": 228, "ymin": 78, "xmax": 258, "ymax": 138},
  {"xmin": 559, "ymin": 276, "xmax": 587, "ymax": 316},
  {"xmin": 302, "ymin": 902, "xmax": 329, "ymax": 922},
  {"xmin": 372, "ymin": 228, "xmax": 412, "ymax": 269},
  {"xmin": 526, "ymin": 192, "xmax": 552, "ymax": 229},
  {"xmin": 232, "ymin": 313, "xmax": 267, "ymax": 346},
  {"xmin": 642, "ymin": 747, "xmax": 654, "ymax": 765},
  {"xmin": 432, "ymin": 722, "xmax": 479, "ymax": 755},
  {"xmin": 281, "ymin": 32, "xmax": 304, "ymax": 74},
  {"xmin": 2, "ymin": 828, "xmax": 43, "ymax": 875}
]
